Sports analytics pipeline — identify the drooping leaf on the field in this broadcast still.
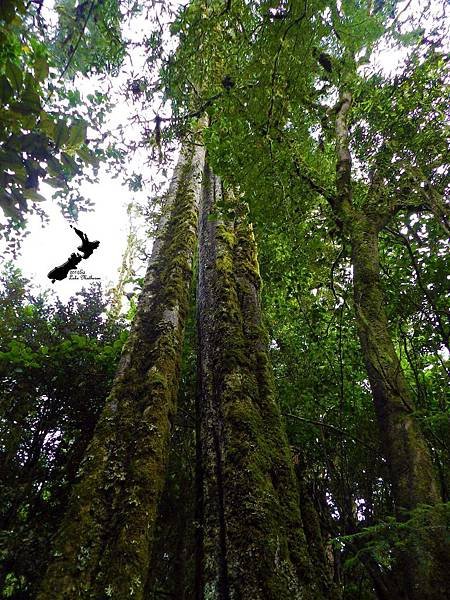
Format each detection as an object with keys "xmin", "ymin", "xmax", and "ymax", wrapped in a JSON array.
[
  {"xmin": 5, "ymin": 61, "xmax": 23, "ymax": 93},
  {"xmin": 67, "ymin": 120, "xmax": 87, "ymax": 148},
  {"xmin": 0, "ymin": 75, "xmax": 13, "ymax": 104},
  {"xmin": 60, "ymin": 151, "xmax": 80, "ymax": 174},
  {"xmin": 54, "ymin": 120, "xmax": 71, "ymax": 149},
  {"xmin": 23, "ymin": 189, "xmax": 47, "ymax": 202},
  {"xmin": 34, "ymin": 56, "xmax": 49, "ymax": 82}
]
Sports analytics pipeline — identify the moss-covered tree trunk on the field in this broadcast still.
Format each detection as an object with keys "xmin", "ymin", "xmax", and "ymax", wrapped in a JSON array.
[
  {"xmin": 143, "ymin": 273, "xmax": 199, "ymax": 600},
  {"xmin": 195, "ymin": 164, "xmax": 319, "ymax": 599},
  {"xmin": 351, "ymin": 218, "xmax": 439, "ymax": 511},
  {"xmin": 334, "ymin": 91, "xmax": 449, "ymax": 600},
  {"xmin": 37, "ymin": 144, "xmax": 205, "ymax": 600},
  {"xmin": 350, "ymin": 215, "xmax": 449, "ymax": 600}
]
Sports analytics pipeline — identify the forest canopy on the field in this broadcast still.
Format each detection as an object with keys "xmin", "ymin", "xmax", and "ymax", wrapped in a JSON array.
[{"xmin": 0, "ymin": 1, "xmax": 449, "ymax": 599}]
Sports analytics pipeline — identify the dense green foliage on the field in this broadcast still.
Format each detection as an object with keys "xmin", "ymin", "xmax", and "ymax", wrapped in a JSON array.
[
  {"xmin": 0, "ymin": 0, "xmax": 124, "ymax": 253},
  {"xmin": 0, "ymin": 0, "xmax": 448, "ymax": 598},
  {"xmin": 0, "ymin": 266, "xmax": 126, "ymax": 598}
]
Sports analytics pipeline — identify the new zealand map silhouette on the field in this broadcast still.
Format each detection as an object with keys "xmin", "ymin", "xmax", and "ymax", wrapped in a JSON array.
[{"xmin": 47, "ymin": 226, "xmax": 100, "ymax": 283}]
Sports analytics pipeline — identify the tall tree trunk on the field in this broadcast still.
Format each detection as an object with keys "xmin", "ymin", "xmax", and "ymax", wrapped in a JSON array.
[
  {"xmin": 351, "ymin": 217, "xmax": 439, "ymax": 511},
  {"xmin": 350, "ymin": 215, "xmax": 450, "ymax": 600},
  {"xmin": 334, "ymin": 91, "xmax": 450, "ymax": 600},
  {"xmin": 37, "ymin": 144, "xmax": 205, "ymax": 600},
  {"xmin": 143, "ymin": 276, "xmax": 199, "ymax": 600},
  {"xmin": 196, "ymin": 165, "xmax": 319, "ymax": 599}
]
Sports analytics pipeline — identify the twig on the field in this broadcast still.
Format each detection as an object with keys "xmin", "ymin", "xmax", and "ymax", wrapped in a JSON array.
[
  {"xmin": 284, "ymin": 412, "xmax": 379, "ymax": 452},
  {"xmin": 59, "ymin": 0, "xmax": 98, "ymax": 81}
]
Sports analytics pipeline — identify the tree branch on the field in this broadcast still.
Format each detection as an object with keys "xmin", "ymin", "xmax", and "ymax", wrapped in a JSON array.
[
  {"xmin": 334, "ymin": 91, "xmax": 353, "ymax": 218},
  {"xmin": 284, "ymin": 412, "xmax": 378, "ymax": 452}
]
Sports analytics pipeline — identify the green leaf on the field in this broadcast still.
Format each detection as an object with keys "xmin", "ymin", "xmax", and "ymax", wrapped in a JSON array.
[
  {"xmin": 23, "ymin": 189, "xmax": 47, "ymax": 202},
  {"xmin": 34, "ymin": 56, "xmax": 49, "ymax": 82},
  {"xmin": 67, "ymin": 120, "xmax": 87, "ymax": 148},
  {"xmin": 78, "ymin": 145, "xmax": 100, "ymax": 168},
  {"xmin": 21, "ymin": 83, "xmax": 42, "ymax": 113},
  {"xmin": 9, "ymin": 101, "xmax": 34, "ymax": 115},
  {"xmin": 0, "ymin": 191, "xmax": 20, "ymax": 219},
  {"xmin": 0, "ymin": 150, "xmax": 23, "ymax": 171},
  {"xmin": 5, "ymin": 61, "xmax": 23, "ymax": 93},
  {"xmin": 0, "ymin": 75, "xmax": 13, "ymax": 103},
  {"xmin": 54, "ymin": 120, "xmax": 70, "ymax": 149},
  {"xmin": 10, "ymin": 71, "xmax": 42, "ymax": 114},
  {"xmin": 47, "ymin": 156, "xmax": 64, "ymax": 177},
  {"xmin": 45, "ymin": 176, "xmax": 65, "ymax": 188},
  {"xmin": 60, "ymin": 152, "xmax": 80, "ymax": 174},
  {"xmin": 39, "ymin": 112, "xmax": 56, "ymax": 137}
]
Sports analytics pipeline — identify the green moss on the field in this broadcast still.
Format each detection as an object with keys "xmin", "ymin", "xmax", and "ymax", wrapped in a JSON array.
[
  {"xmin": 147, "ymin": 367, "xmax": 168, "ymax": 389},
  {"xmin": 216, "ymin": 226, "xmax": 236, "ymax": 248},
  {"xmin": 198, "ymin": 187, "xmax": 317, "ymax": 599},
  {"xmin": 37, "ymin": 148, "xmax": 203, "ymax": 600}
]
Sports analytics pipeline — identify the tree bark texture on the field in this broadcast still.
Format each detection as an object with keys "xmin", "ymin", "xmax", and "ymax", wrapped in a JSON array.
[
  {"xmin": 144, "ymin": 277, "xmax": 199, "ymax": 600},
  {"xmin": 351, "ymin": 218, "xmax": 439, "ymax": 511},
  {"xmin": 350, "ymin": 215, "xmax": 450, "ymax": 600},
  {"xmin": 334, "ymin": 91, "xmax": 450, "ymax": 600},
  {"xmin": 196, "ymin": 165, "xmax": 319, "ymax": 600},
  {"xmin": 37, "ymin": 144, "xmax": 205, "ymax": 600}
]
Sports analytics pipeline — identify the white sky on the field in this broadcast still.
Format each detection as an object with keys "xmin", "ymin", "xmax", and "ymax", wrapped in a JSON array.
[{"xmin": 16, "ymin": 173, "xmax": 132, "ymax": 301}]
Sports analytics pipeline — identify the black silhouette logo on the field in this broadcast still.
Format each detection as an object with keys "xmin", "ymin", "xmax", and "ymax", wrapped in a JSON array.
[{"xmin": 47, "ymin": 226, "xmax": 100, "ymax": 283}]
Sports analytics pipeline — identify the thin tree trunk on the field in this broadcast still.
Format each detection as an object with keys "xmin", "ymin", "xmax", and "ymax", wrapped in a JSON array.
[
  {"xmin": 333, "ymin": 91, "xmax": 449, "ymax": 600},
  {"xmin": 37, "ymin": 144, "xmax": 205, "ymax": 600},
  {"xmin": 196, "ymin": 165, "xmax": 319, "ymax": 599}
]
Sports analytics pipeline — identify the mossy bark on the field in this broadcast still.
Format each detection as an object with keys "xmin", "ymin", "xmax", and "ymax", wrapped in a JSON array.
[
  {"xmin": 333, "ymin": 90, "xmax": 449, "ymax": 599},
  {"xmin": 351, "ymin": 216, "xmax": 439, "ymax": 511},
  {"xmin": 37, "ymin": 144, "xmax": 205, "ymax": 600},
  {"xmin": 196, "ymin": 165, "xmax": 318, "ymax": 599},
  {"xmin": 144, "ymin": 260, "xmax": 199, "ymax": 600},
  {"xmin": 350, "ymin": 214, "xmax": 450, "ymax": 600}
]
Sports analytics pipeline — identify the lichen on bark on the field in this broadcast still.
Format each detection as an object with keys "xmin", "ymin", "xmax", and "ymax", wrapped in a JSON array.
[
  {"xmin": 196, "ymin": 166, "xmax": 318, "ymax": 599},
  {"xmin": 37, "ymin": 144, "xmax": 205, "ymax": 600}
]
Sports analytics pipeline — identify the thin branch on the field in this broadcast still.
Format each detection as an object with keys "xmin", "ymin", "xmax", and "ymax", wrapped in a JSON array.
[
  {"xmin": 59, "ymin": 0, "xmax": 98, "ymax": 82},
  {"xmin": 284, "ymin": 412, "xmax": 379, "ymax": 452},
  {"xmin": 293, "ymin": 157, "xmax": 336, "ymax": 204},
  {"xmin": 334, "ymin": 91, "xmax": 353, "ymax": 216}
]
